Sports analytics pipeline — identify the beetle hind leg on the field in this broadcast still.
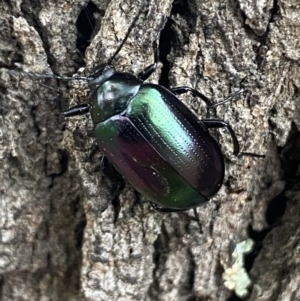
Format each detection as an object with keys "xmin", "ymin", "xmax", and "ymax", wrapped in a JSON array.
[
  {"xmin": 202, "ymin": 119, "xmax": 240, "ymax": 156},
  {"xmin": 202, "ymin": 119, "xmax": 264, "ymax": 158}
]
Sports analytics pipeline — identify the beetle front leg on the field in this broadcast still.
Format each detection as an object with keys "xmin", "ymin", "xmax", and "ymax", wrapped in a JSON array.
[
  {"xmin": 138, "ymin": 41, "xmax": 159, "ymax": 81},
  {"xmin": 37, "ymin": 77, "xmax": 90, "ymax": 117}
]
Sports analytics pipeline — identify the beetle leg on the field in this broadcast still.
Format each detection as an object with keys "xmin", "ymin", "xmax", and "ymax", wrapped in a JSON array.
[
  {"xmin": 100, "ymin": 156, "xmax": 125, "ymax": 210},
  {"xmin": 170, "ymin": 86, "xmax": 213, "ymax": 107},
  {"xmin": 150, "ymin": 202, "xmax": 189, "ymax": 213},
  {"xmin": 36, "ymin": 77, "xmax": 91, "ymax": 118},
  {"xmin": 202, "ymin": 119, "xmax": 240, "ymax": 156},
  {"xmin": 202, "ymin": 119, "xmax": 265, "ymax": 158},
  {"xmin": 38, "ymin": 80, "xmax": 66, "ymax": 114},
  {"xmin": 210, "ymin": 89, "xmax": 244, "ymax": 108},
  {"xmin": 237, "ymin": 152, "xmax": 265, "ymax": 158},
  {"xmin": 138, "ymin": 41, "xmax": 159, "ymax": 81},
  {"xmin": 40, "ymin": 81, "xmax": 90, "ymax": 117},
  {"xmin": 171, "ymin": 87, "xmax": 245, "ymax": 109}
]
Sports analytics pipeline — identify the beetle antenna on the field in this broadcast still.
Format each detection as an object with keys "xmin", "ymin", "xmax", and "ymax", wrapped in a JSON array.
[
  {"xmin": 107, "ymin": 10, "xmax": 143, "ymax": 65},
  {"xmin": 84, "ymin": 5, "xmax": 96, "ymax": 37},
  {"xmin": 8, "ymin": 69, "xmax": 90, "ymax": 81},
  {"xmin": 76, "ymin": 2, "xmax": 100, "ymax": 70}
]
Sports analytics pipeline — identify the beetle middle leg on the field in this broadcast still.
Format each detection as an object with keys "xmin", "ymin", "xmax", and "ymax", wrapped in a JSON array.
[
  {"xmin": 170, "ymin": 86, "xmax": 213, "ymax": 107},
  {"xmin": 170, "ymin": 86, "xmax": 245, "ymax": 109}
]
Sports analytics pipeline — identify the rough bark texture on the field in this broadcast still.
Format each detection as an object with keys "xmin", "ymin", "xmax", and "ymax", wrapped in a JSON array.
[{"xmin": 0, "ymin": 0, "xmax": 300, "ymax": 300}]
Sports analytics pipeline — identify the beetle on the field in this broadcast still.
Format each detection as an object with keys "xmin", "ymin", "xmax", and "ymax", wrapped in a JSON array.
[{"xmin": 56, "ymin": 40, "xmax": 244, "ymax": 212}]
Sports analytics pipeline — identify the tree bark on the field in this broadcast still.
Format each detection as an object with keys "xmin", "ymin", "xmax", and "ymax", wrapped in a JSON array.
[{"xmin": 0, "ymin": 0, "xmax": 300, "ymax": 300}]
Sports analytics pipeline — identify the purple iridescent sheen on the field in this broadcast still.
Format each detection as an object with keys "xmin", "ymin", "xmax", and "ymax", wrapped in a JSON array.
[{"xmin": 90, "ymin": 71, "xmax": 225, "ymax": 209}]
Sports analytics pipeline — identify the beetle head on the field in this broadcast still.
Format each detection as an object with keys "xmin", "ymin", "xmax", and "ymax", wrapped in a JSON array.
[{"xmin": 89, "ymin": 70, "xmax": 142, "ymax": 125}]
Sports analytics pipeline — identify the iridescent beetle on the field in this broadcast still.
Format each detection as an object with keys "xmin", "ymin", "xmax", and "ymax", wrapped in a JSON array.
[
  {"xmin": 59, "ymin": 41, "xmax": 243, "ymax": 212},
  {"xmin": 11, "ymin": 22, "xmax": 257, "ymax": 212}
]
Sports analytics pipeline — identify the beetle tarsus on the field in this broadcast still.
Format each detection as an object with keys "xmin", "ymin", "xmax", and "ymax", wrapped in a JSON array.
[
  {"xmin": 62, "ymin": 104, "xmax": 90, "ymax": 117},
  {"xmin": 210, "ymin": 89, "xmax": 245, "ymax": 108},
  {"xmin": 237, "ymin": 152, "xmax": 265, "ymax": 158},
  {"xmin": 150, "ymin": 202, "xmax": 190, "ymax": 213}
]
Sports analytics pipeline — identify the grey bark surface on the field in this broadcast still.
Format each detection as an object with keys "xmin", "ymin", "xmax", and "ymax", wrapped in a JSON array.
[{"xmin": 0, "ymin": 0, "xmax": 300, "ymax": 300}]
